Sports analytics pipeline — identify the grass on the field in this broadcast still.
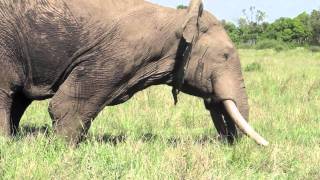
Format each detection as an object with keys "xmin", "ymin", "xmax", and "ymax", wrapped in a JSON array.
[{"xmin": 1, "ymin": 48, "xmax": 320, "ymax": 179}]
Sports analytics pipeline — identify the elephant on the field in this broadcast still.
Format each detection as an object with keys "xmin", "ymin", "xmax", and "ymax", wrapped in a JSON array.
[{"xmin": 0, "ymin": 0, "xmax": 268, "ymax": 146}]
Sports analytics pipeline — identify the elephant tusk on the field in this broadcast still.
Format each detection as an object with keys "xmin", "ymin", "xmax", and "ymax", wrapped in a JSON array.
[{"xmin": 223, "ymin": 100, "xmax": 269, "ymax": 146}]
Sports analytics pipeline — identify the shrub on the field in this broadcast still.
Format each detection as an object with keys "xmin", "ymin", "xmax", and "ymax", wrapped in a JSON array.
[
  {"xmin": 237, "ymin": 43, "xmax": 254, "ymax": 49},
  {"xmin": 245, "ymin": 62, "xmax": 262, "ymax": 72},
  {"xmin": 274, "ymin": 44, "xmax": 288, "ymax": 52},
  {"xmin": 255, "ymin": 39, "xmax": 288, "ymax": 51},
  {"xmin": 309, "ymin": 46, "xmax": 320, "ymax": 52},
  {"xmin": 177, "ymin": 5, "xmax": 188, "ymax": 9}
]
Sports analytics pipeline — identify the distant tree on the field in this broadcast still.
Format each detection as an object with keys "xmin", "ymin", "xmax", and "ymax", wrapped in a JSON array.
[
  {"xmin": 212, "ymin": 5, "xmax": 319, "ymax": 47},
  {"xmin": 310, "ymin": 9, "xmax": 320, "ymax": 44},
  {"xmin": 221, "ymin": 20, "xmax": 240, "ymax": 43},
  {"xmin": 241, "ymin": 6, "xmax": 266, "ymax": 25},
  {"xmin": 177, "ymin": 4, "xmax": 188, "ymax": 9},
  {"xmin": 256, "ymin": 10, "xmax": 267, "ymax": 25},
  {"xmin": 294, "ymin": 12, "xmax": 313, "ymax": 44},
  {"xmin": 238, "ymin": 6, "xmax": 267, "ymax": 45},
  {"xmin": 265, "ymin": 17, "xmax": 311, "ymax": 43},
  {"xmin": 295, "ymin": 12, "xmax": 311, "ymax": 28}
]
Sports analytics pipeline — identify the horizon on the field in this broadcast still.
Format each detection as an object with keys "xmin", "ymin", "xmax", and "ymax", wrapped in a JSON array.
[{"xmin": 148, "ymin": 0, "xmax": 320, "ymax": 23}]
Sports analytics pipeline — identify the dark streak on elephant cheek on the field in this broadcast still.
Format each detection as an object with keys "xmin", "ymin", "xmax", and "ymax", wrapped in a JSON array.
[
  {"xmin": 195, "ymin": 61, "xmax": 204, "ymax": 87},
  {"xmin": 194, "ymin": 47, "xmax": 209, "ymax": 91}
]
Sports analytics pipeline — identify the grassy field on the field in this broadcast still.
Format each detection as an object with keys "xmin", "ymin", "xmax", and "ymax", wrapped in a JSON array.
[{"xmin": 0, "ymin": 48, "xmax": 320, "ymax": 179}]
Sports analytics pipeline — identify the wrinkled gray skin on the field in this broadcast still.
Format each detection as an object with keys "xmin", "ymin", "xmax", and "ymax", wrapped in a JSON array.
[{"xmin": 0, "ymin": 0, "xmax": 249, "ymax": 144}]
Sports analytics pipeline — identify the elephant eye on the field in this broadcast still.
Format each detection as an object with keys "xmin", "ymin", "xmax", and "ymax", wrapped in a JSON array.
[{"xmin": 224, "ymin": 53, "xmax": 229, "ymax": 61}]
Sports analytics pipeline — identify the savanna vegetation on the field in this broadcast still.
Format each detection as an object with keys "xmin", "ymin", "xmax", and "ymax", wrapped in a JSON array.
[
  {"xmin": 0, "ymin": 3, "xmax": 319, "ymax": 180},
  {"xmin": 178, "ymin": 4, "xmax": 320, "ymax": 51},
  {"xmin": 222, "ymin": 7, "xmax": 320, "ymax": 49},
  {"xmin": 0, "ymin": 48, "xmax": 319, "ymax": 179}
]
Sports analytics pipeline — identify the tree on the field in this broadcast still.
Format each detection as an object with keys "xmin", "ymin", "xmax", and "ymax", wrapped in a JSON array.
[
  {"xmin": 241, "ymin": 6, "xmax": 266, "ymax": 25},
  {"xmin": 221, "ymin": 20, "xmax": 240, "ymax": 43},
  {"xmin": 238, "ymin": 6, "xmax": 267, "ymax": 45},
  {"xmin": 256, "ymin": 10, "xmax": 267, "ymax": 25},
  {"xmin": 211, "ymin": 5, "xmax": 319, "ymax": 47},
  {"xmin": 310, "ymin": 9, "xmax": 320, "ymax": 44},
  {"xmin": 177, "ymin": 4, "xmax": 188, "ymax": 9},
  {"xmin": 294, "ymin": 12, "xmax": 312, "ymax": 44},
  {"xmin": 265, "ymin": 17, "xmax": 311, "ymax": 43}
]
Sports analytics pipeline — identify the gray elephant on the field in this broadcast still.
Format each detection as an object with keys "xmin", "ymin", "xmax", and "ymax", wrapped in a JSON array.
[{"xmin": 0, "ymin": 0, "xmax": 268, "ymax": 146}]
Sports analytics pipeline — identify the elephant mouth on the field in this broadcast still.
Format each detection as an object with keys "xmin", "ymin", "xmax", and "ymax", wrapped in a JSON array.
[
  {"xmin": 208, "ymin": 100, "xmax": 269, "ymax": 146},
  {"xmin": 209, "ymin": 101, "xmax": 237, "ymax": 142},
  {"xmin": 223, "ymin": 100, "xmax": 268, "ymax": 146}
]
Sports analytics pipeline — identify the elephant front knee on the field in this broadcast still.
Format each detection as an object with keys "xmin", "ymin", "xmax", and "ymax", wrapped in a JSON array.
[{"xmin": 48, "ymin": 99, "xmax": 92, "ymax": 144}]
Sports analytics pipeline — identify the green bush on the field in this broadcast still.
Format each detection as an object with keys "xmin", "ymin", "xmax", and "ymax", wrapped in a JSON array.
[
  {"xmin": 177, "ymin": 5, "xmax": 188, "ymax": 9},
  {"xmin": 237, "ymin": 43, "xmax": 254, "ymax": 49},
  {"xmin": 274, "ymin": 44, "xmax": 288, "ymax": 52},
  {"xmin": 308, "ymin": 46, "xmax": 320, "ymax": 52},
  {"xmin": 245, "ymin": 62, "xmax": 262, "ymax": 72},
  {"xmin": 255, "ymin": 39, "xmax": 288, "ymax": 51}
]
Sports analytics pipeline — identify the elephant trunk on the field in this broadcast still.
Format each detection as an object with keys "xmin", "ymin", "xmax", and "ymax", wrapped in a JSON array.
[
  {"xmin": 205, "ymin": 73, "xmax": 268, "ymax": 146},
  {"xmin": 223, "ymin": 100, "xmax": 269, "ymax": 146}
]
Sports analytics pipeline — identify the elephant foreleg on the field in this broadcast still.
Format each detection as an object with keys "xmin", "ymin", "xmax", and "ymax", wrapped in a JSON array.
[
  {"xmin": 0, "ymin": 51, "xmax": 30, "ymax": 136},
  {"xmin": 49, "ymin": 94, "xmax": 94, "ymax": 144},
  {"xmin": 48, "ymin": 66, "xmax": 109, "ymax": 144},
  {"xmin": 10, "ymin": 93, "xmax": 32, "ymax": 135},
  {"xmin": 0, "ymin": 90, "xmax": 13, "ymax": 136}
]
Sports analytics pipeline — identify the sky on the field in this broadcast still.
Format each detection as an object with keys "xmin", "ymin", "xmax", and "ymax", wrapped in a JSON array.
[{"xmin": 148, "ymin": 0, "xmax": 320, "ymax": 23}]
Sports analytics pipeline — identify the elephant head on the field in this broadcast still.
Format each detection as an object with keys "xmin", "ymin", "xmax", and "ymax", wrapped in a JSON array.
[{"xmin": 172, "ymin": 0, "xmax": 268, "ymax": 146}]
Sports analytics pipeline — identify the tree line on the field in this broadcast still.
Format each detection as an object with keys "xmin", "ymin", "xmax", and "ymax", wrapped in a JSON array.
[
  {"xmin": 222, "ymin": 7, "xmax": 320, "ymax": 47},
  {"xmin": 177, "ymin": 5, "xmax": 320, "ymax": 48}
]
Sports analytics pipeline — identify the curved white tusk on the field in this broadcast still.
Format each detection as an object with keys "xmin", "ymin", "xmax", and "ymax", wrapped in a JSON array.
[{"xmin": 223, "ymin": 100, "xmax": 269, "ymax": 146}]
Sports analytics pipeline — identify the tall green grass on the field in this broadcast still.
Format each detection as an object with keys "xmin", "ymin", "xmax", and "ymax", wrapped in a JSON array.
[{"xmin": 0, "ymin": 48, "xmax": 319, "ymax": 179}]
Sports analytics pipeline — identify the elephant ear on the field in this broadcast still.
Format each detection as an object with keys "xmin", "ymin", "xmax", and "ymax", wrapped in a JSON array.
[{"xmin": 182, "ymin": 0, "xmax": 204, "ymax": 43}]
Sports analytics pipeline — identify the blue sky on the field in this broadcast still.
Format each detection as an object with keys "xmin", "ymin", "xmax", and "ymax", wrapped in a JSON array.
[{"xmin": 148, "ymin": 0, "xmax": 320, "ymax": 23}]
